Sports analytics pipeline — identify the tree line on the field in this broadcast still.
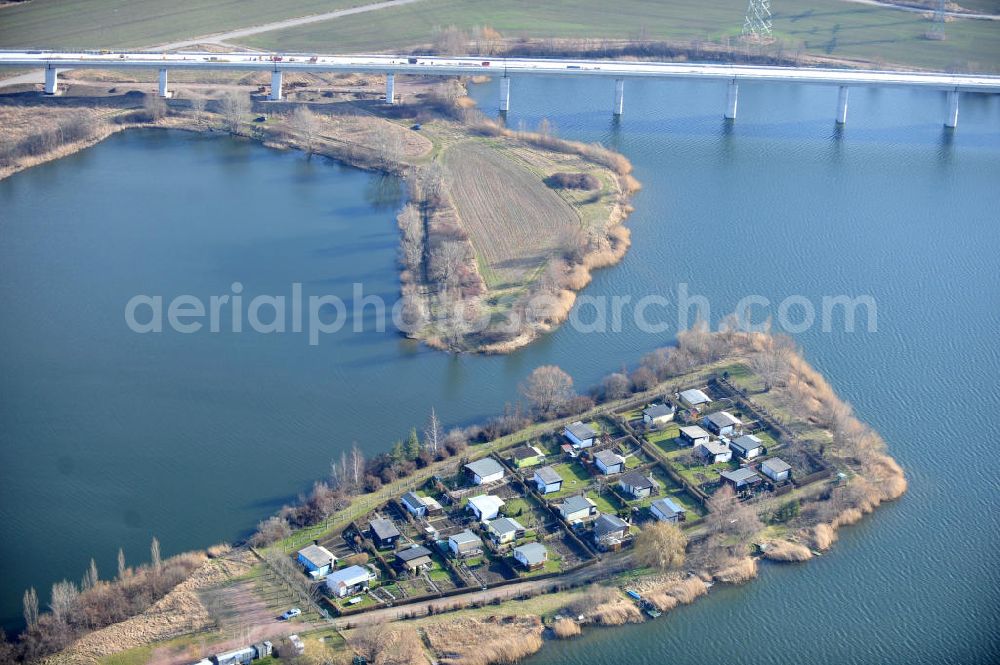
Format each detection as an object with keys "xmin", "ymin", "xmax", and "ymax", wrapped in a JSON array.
[{"xmin": 2, "ymin": 538, "xmax": 207, "ymax": 664}]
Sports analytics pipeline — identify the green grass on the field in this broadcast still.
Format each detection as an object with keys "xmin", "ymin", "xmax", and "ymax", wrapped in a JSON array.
[
  {"xmin": 542, "ymin": 461, "xmax": 593, "ymax": 499},
  {"xmin": 240, "ymin": 0, "xmax": 1000, "ymax": 72},
  {"xmin": 99, "ymin": 646, "xmax": 152, "ymax": 665},
  {"xmin": 646, "ymin": 424, "xmax": 682, "ymax": 447},
  {"xmin": 0, "ymin": 0, "xmax": 378, "ymax": 49},
  {"xmin": 586, "ymin": 489, "xmax": 621, "ymax": 515}
]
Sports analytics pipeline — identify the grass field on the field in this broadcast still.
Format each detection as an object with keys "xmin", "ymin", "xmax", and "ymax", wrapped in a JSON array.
[
  {"xmin": 239, "ymin": 0, "xmax": 1000, "ymax": 72},
  {"xmin": 442, "ymin": 139, "xmax": 579, "ymax": 290},
  {"xmin": 1, "ymin": 1, "xmax": 997, "ymax": 72},
  {"xmin": 0, "ymin": 0, "xmax": 368, "ymax": 49}
]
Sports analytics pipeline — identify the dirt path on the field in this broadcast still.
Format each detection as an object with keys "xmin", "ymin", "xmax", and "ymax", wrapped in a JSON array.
[
  {"xmin": 840, "ymin": 0, "xmax": 1000, "ymax": 20},
  {"xmin": 156, "ymin": 0, "xmax": 428, "ymax": 50},
  {"xmin": 0, "ymin": 0, "xmax": 426, "ymax": 90}
]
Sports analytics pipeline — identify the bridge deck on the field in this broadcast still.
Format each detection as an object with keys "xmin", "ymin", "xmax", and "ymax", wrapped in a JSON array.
[{"xmin": 2, "ymin": 52, "xmax": 999, "ymax": 92}]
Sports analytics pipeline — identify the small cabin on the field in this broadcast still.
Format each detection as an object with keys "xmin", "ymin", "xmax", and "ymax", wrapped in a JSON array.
[
  {"xmin": 728, "ymin": 434, "xmax": 764, "ymax": 460},
  {"xmin": 650, "ymin": 497, "xmax": 686, "ymax": 523},
  {"xmin": 594, "ymin": 449, "xmax": 625, "ymax": 475},
  {"xmin": 467, "ymin": 494, "xmax": 505, "ymax": 522},
  {"xmin": 761, "ymin": 457, "xmax": 792, "ymax": 483},
  {"xmin": 510, "ymin": 445, "xmax": 545, "ymax": 469},
  {"xmin": 448, "ymin": 529, "xmax": 483, "ymax": 557},
  {"xmin": 533, "ymin": 465, "xmax": 563, "ymax": 494},
  {"xmin": 679, "ymin": 425, "xmax": 711, "ymax": 446},
  {"xmin": 619, "ymin": 472, "xmax": 655, "ymax": 499},
  {"xmin": 563, "ymin": 421, "xmax": 597, "ymax": 449},
  {"xmin": 592, "ymin": 513, "xmax": 629, "ymax": 550},
  {"xmin": 513, "ymin": 542, "xmax": 548, "ymax": 571},
  {"xmin": 395, "ymin": 545, "xmax": 433, "ymax": 572},
  {"xmin": 487, "ymin": 517, "xmax": 525, "ymax": 545},
  {"xmin": 679, "ymin": 388, "xmax": 711, "ymax": 410},
  {"xmin": 464, "ymin": 458, "xmax": 505, "ymax": 485},
  {"xmin": 557, "ymin": 495, "xmax": 598, "ymax": 524},
  {"xmin": 369, "ymin": 518, "xmax": 401, "ymax": 550},
  {"xmin": 720, "ymin": 467, "xmax": 762, "ymax": 494},
  {"xmin": 694, "ymin": 440, "xmax": 732, "ymax": 465},
  {"xmin": 702, "ymin": 411, "xmax": 742, "ymax": 436},
  {"xmin": 643, "ymin": 403, "xmax": 675, "ymax": 427},
  {"xmin": 296, "ymin": 544, "xmax": 337, "ymax": 578},
  {"xmin": 325, "ymin": 565, "xmax": 375, "ymax": 598}
]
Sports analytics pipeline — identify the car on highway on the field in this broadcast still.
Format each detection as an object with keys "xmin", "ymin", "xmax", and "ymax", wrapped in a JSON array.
[{"xmin": 279, "ymin": 608, "xmax": 301, "ymax": 620}]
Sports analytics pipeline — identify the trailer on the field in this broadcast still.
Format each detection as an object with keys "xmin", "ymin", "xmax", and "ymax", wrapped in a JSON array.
[{"xmin": 212, "ymin": 646, "xmax": 255, "ymax": 665}]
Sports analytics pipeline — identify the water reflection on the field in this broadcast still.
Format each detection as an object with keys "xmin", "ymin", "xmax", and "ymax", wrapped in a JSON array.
[{"xmin": 365, "ymin": 173, "xmax": 406, "ymax": 211}]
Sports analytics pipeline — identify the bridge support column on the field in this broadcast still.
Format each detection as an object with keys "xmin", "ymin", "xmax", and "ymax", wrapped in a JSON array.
[
  {"xmin": 499, "ymin": 76, "xmax": 510, "ymax": 112},
  {"xmin": 385, "ymin": 73, "xmax": 395, "ymax": 104},
  {"xmin": 945, "ymin": 90, "xmax": 959, "ymax": 129},
  {"xmin": 835, "ymin": 86, "xmax": 849, "ymax": 125},
  {"xmin": 613, "ymin": 79, "xmax": 624, "ymax": 116},
  {"xmin": 725, "ymin": 80, "xmax": 738, "ymax": 120},
  {"xmin": 44, "ymin": 67, "xmax": 59, "ymax": 95},
  {"xmin": 269, "ymin": 70, "xmax": 283, "ymax": 101},
  {"xmin": 158, "ymin": 68, "xmax": 171, "ymax": 98}
]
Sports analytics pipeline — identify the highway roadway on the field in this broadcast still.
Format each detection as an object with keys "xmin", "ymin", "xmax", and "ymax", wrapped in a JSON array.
[{"xmin": 2, "ymin": 51, "xmax": 1000, "ymax": 92}]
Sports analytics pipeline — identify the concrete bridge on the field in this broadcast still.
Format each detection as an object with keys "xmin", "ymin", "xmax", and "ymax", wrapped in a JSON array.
[{"xmin": 2, "ymin": 50, "xmax": 999, "ymax": 129}]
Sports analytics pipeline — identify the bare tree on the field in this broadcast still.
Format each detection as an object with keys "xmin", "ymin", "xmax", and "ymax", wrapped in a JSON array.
[
  {"xmin": 49, "ymin": 580, "xmax": 79, "ymax": 624},
  {"xmin": 370, "ymin": 120, "xmax": 403, "ymax": 167},
  {"xmin": 397, "ymin": 204, "xmax": 424, "ymax": 272},
  {"xmin": 289, "ymin": 105, "xmax": 319, "ymax": 153},
  {"xmin": 150, "ymin": 537, "xmax": 161, "ymax": 573},
  {"xmin": 640, "ymin": 347, "xmax": 672, "ymax": 380},
  {"xmin": 433, "ymin": 25, "xmax": 469, "ymax": 55},
  {"xmin": 143, "ymin": 94, "xmax": 167, "ymax": 122},
  {"xmin": 251, "ymin": 515, "xmax": 292, "ymax": 547},
  {"xmin": 117, "ymin": 548, "xmax": 127, "ymax": 581},
  {"xmin": 520, "ymin": 365, "xmax": 575, "ymax": 416},
  {"xmin": 429, "ymin": 241, "xmax": 470, "ymax": 288},
  {"xmin": 350, "ymin": 443, "xmax": 365, "ymax": 490},
  {"xmin": 424, "ymin": 407, "xmax": 443, "ymax": 455},
  {"xmin": 705, "ymin": 485, "xmax": 762, "ymax": 546},
  {"xmin": 601, "ymin": 372, "xmax": 631, "ymax": 401},
  {"xmin": 189, "ymin": 96, "xmax": 206, "ymax": 126},
  {"xmin": 220, "ymin": 92, "xmax": 250, "ymax": 134},
  {"xmin": 81, "ymin": 558, "xmax": 99, "ymax": 591},
  {"xmin": 748, "ymin": 335, "xmax": 794, "ymax": 391},
  {"xmin": 629, "ymin": 366, "xmax": 657, "ymax": 392},
  {"xmin": 633, "ymin": 522, "xmax": 686, "ymax": 571},
  {"xmin": 23, "ymin": 587, "xmax": 39, "ymax": 627}
]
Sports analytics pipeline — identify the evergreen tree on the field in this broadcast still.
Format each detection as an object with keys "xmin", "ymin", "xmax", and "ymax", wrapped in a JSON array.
[{"xmin": 404, "ymin": 427, "xmax": 421, "ymax": 460}]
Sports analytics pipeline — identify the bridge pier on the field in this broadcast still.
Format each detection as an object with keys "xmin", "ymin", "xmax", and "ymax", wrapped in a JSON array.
[
  {"xmin": 945, "ymin": 90, "xmax": 959, "ymax": 129},
  {"xmin": 44, "ymin": 67, "xmax": 59, "ymax": 95},
  {"xmin": 158, "ymin": 68, "xmax": 171, "ymax": 98},
  {"xmin": 725, "ymin": 80, "xmax": 738, "ymax": 120},
  {"xmin": 499, "ymin": 76, "xmax": 511, "ymax": 112},
  {"xmin": 269, "ymin": 70, "xmax": 283, "ymax": 101},
  {"xmin": 386, "ymin": 73, "xmax": 396, "ymax": 104},
  {"xmin": 836, "ymin": 86, "xmax": 849, "ymax": 125},
  {"xmin": 613, "ymin": 79, "xmax": 624, "ymax": 116}
]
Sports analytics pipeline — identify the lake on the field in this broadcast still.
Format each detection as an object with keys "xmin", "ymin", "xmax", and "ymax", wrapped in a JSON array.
[{"xmin": 1, "ymin": 77, "xmax": 998, "ymax": 663}]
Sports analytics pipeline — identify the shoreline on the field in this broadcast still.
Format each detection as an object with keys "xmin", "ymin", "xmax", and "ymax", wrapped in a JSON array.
[
  {"xmin": 20, "ymin": 331, "xmax": 904, "ymax": 665},
  {"xmin": 0, "ymin": 75, "xmax": 638, "ymax": 356}
]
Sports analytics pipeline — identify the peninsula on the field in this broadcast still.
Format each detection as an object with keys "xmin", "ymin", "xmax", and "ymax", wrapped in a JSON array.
[
  {"xmin": 10, "ymin": 329, "xmax": 904, "ymax": 665},
  {"xmin": 0, "ymin": 66, "xmax": 637, "ymax": 353}
]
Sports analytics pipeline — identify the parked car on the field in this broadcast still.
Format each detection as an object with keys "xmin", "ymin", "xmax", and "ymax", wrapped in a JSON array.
[{"xmin": 279, "ymin": 608, "xmax": 301, "ymax": 620}]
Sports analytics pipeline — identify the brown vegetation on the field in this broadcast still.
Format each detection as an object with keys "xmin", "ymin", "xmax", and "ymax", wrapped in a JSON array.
[
  {"xmin": 550, "ymin": 618, "xmax": 581, "ymax": 639},
  {"xmin": 545, "ymin": 172, "xmax": 600, "ymax": 190},
  {"xmin": 763, "ymin": 540, "xmax": 813, "ymax": 562},
  {"xmin": 423, "ymin": 616, "xmax": 544, "ymax": 665},
  {"xmin": 633, "ymin": 522, "xmax": 687, "ymax": 572},
  {"xmin": 349, "ymin": 624, "xmax": 428, "ymax": 665}
]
